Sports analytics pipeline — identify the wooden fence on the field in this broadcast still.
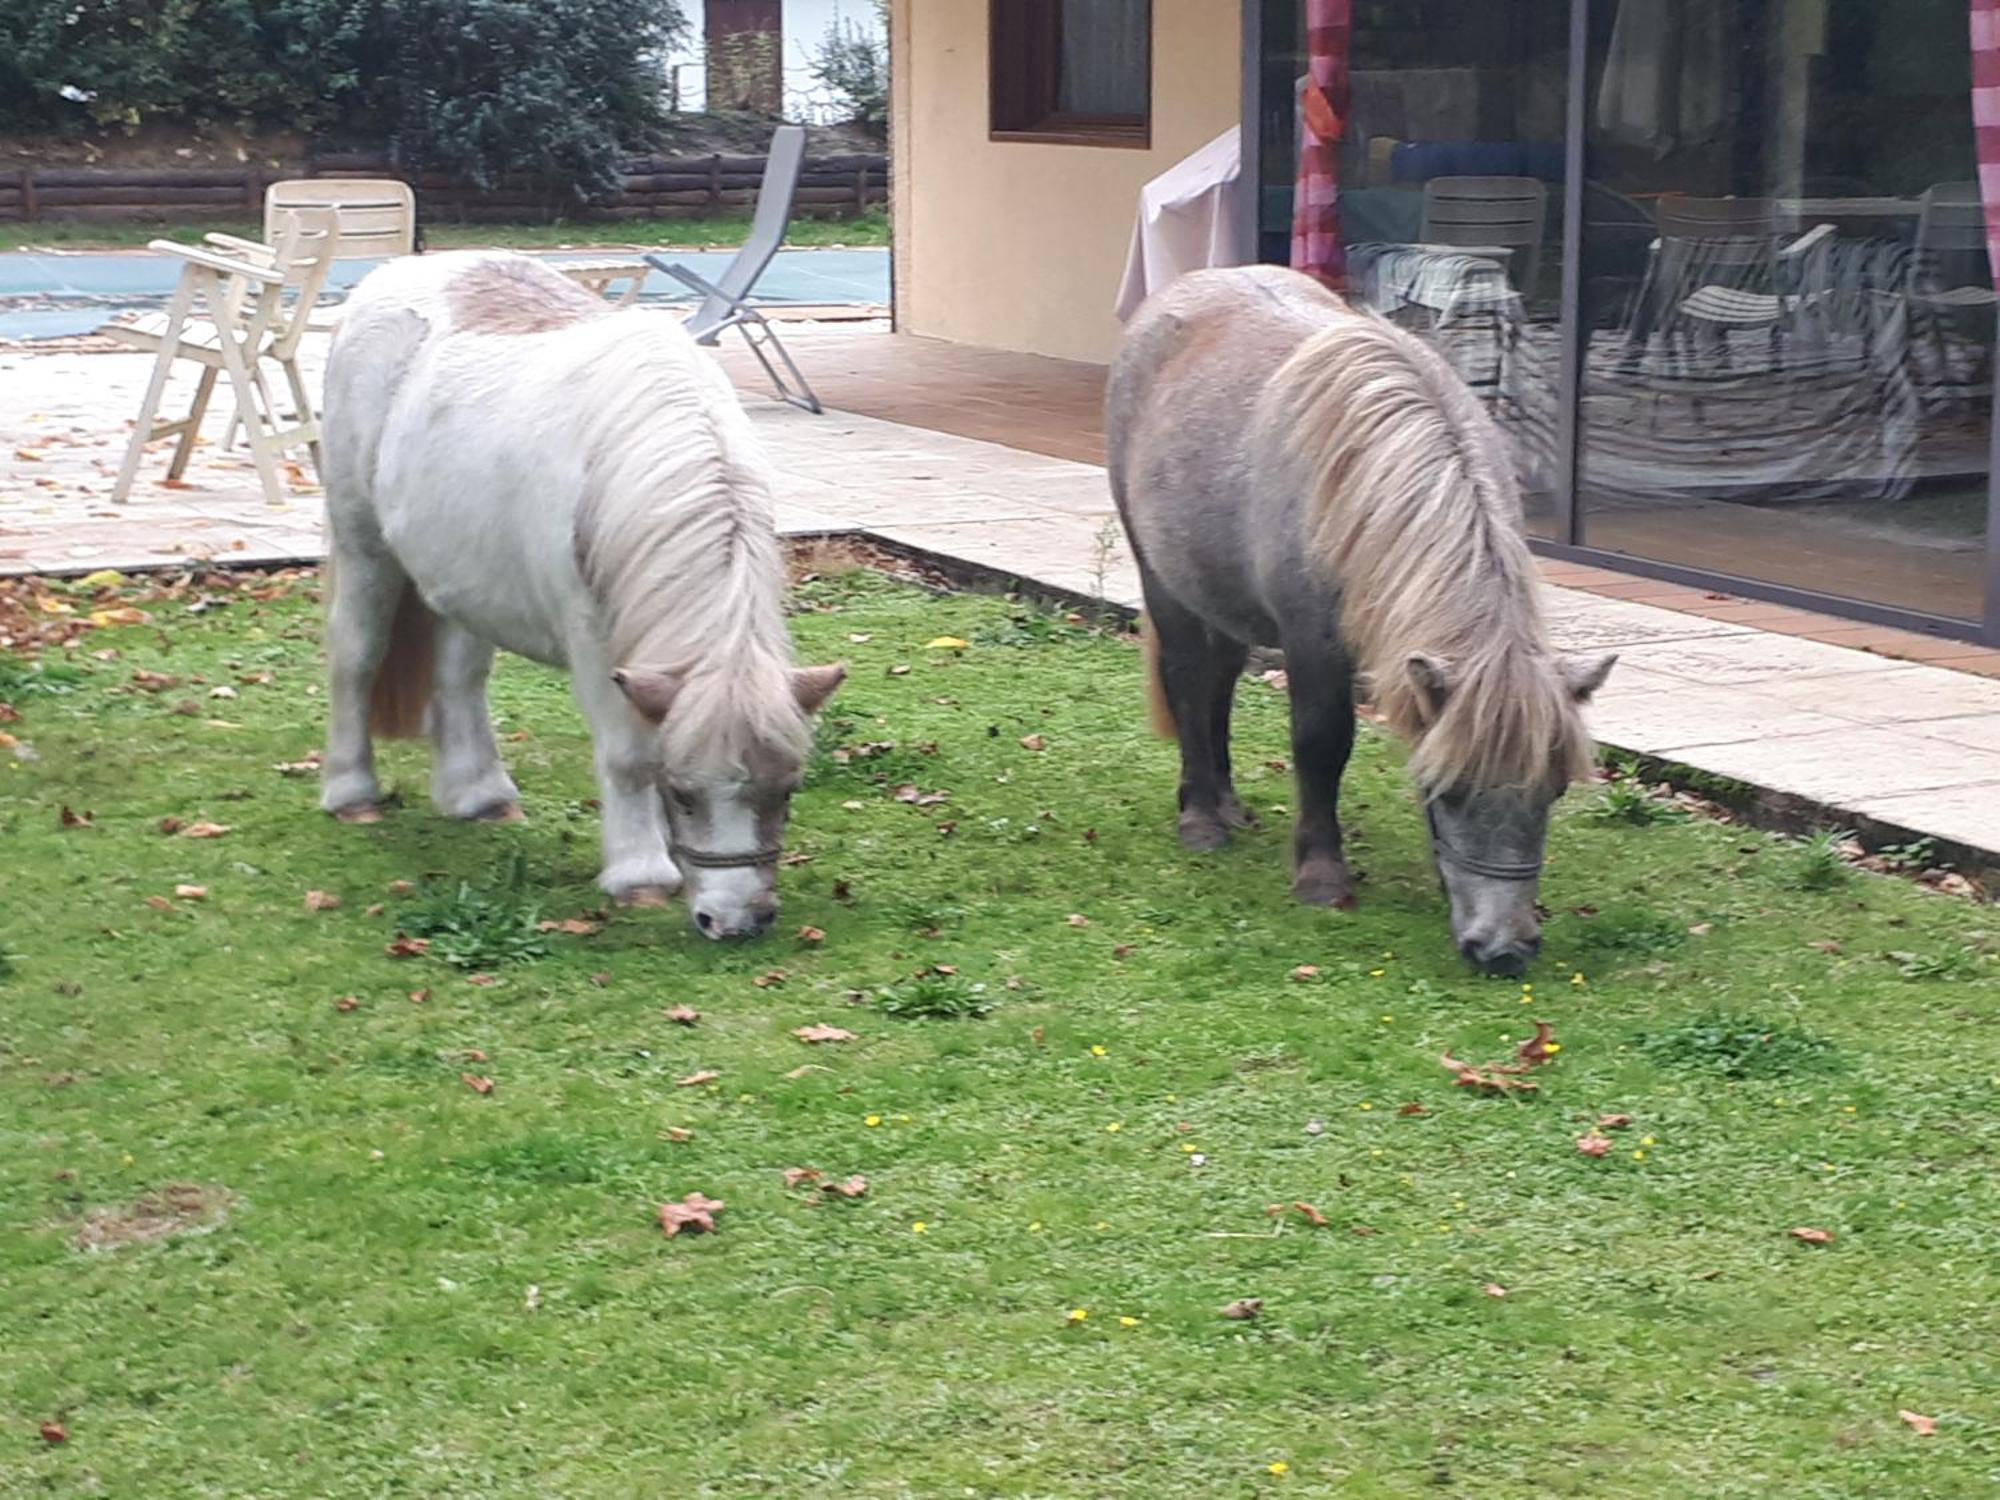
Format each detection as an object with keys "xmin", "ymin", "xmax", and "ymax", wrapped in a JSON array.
[{"xmin": 0, "ymin": 151, "xmax": 889, "ymax": 225}]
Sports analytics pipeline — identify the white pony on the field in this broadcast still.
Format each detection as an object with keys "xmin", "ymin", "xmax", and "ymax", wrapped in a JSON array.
[{"xmin": 318, "ymin": 252, "xmax": 844, "ymax": 939}]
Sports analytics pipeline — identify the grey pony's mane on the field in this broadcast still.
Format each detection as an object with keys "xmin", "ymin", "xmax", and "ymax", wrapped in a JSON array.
[
  {"xmin": 1261, "ymin": 309, "xmax": 1593, "ymax": 792},
  {"xmin": 566, "ymin": 312, "xmax": 810, "ymax": 774}
]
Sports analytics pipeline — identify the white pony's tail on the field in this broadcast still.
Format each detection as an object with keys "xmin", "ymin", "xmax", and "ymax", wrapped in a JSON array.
[{"xmin": 369, "ymin": 578, "xmax": 436, "ymax": 740}]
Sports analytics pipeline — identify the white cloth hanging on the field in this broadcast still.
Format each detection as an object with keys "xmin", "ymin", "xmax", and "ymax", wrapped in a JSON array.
[{"xmin": 1114, "ymin": 127, "xmax": 1248, "ymax": 321}]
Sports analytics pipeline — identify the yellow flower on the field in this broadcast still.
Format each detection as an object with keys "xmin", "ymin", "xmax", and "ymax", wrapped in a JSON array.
[
  {"xmin": 1379, "ymin": 1014, "xmax": 1394, "ymax": 1023},
  {"xmin": 1543, "ymin": 1042, "xmax": 1561, "ymax": 1055},
  {"xmin": 1844, "ymin": 1105, "xmax": 1857, "ymax": 1114},
  {"xmin": 1571, "ymin": 972, "xmax": 1586, "ymax": 986},
  {"xmin": 925, "ymin": 636, "xmax": 969, "ymax": 650},
  {"xmin": 1521, "ymin": 983, "xmax": 1533, "ymax": 993},
  {"xmin": 1106, "ymin": 1122, "xmax": 1123, "ymax": 1133},
  {"xmin": 1118, "ymin": 1316, "xmax": 1141, "ymax": 1327},
  {"xmin": 1369, "ymin": 969, "xmax": 1386, "ymax": 978},
  {"xmin": 1028, "ymin": 1221, "xmax": 1043, "ymax": 1232},
  {"xmin": 1091, "ymin": 1044, "xmax": 1108, "ymax": 1057},
  {"xmin": 1358, "ymin": 1101, "xmax": 1373, "ymax": 1111},
  {"xmin": 1632, "ymin": 1149, "xmax": 1648, "ymax": 1161},
  {"xmin": 912, "ymin": 1221, "xmax": 928, "ymax": 1234},
  {"xmin": 1067, "ymin": 1308, "xmax": 1088, "ymax": 1323},
  {"xmin": 864, "ymin": 1114, "xmax": 882, "ymax": 1127},
  {"xmin": 1267, "ymin": 1462, "xmax": 1290, "ymax": 1477},
  {"xmin": 1094, "ymin": 1220, "xmax": 1109, "ymax": 1231},
  {"xmin": 1181, "ymin": 1142, "xmax": 1198, "ymax": 1153},
  {"xmin": 1165, "ymin": 1093, "xmax": 1177, "ymax": 1103},
  {"xmin": 1641, "ymin": 1135, "xmax": 1658, "ymax": 1146}
]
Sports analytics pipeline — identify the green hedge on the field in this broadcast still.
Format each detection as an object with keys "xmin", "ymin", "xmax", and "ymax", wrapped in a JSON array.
[{"xmin": 0, "ymin": 0, "xmax": 688, "ymax": 200}]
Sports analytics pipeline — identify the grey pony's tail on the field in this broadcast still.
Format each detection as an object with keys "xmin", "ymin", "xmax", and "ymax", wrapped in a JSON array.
[
  {"xmin": 368, "ymin": 577, "xmax": 436, "ymax": 740},
  {"xmin": 1141, "ymin": 615, "xmax": 1177, "ymax": 741}
]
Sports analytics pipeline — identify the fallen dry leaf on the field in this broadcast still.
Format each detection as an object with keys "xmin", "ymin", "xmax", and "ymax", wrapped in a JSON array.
[
  {"xmin": 797, "ymin": 925, "xmax": 826, "ymax": 944},
  {"xmin": 1066, "ymin": 913, "xmax": 1090, "ymax": 928},
  {"xmin": 1808, "ymin": 939, "xmax": 1843, "ymax": 955},
  {"xmin": 783, "ymin": 1167, "xmax": 822, "ymax": 1189},
  {"xmin": 466, "ymin": 973, "xmax": 498, "ymax": 987},
  {"xmin": 385, "ymin": 936, "xmax": 431, "ymax": 958},
  {"xmin": 39, "ymin": 1421, "xmax": 65, "ymax": 1444},
  {"xmin": 1439, "ymin": 1053, "xmax": 1541, "ymax": 1093},
  {"xmin": 1515, "ymin": 1020, "xmax": 1559, "ymax": 1067},
  {"xmin": 1899, "ymin": 1410, "xmax": 1938, "ymax": 1437},
  {"xmin": 156, "ymin": 816, "xmax": 182, "ymax": 834},
  {"xmin": 1597, "ymin": 1113, "xmax": 1634, "ymax": 1129},
  {"xmin": 1265, "ymin": 1202, "xmax": 1328, "ymax": 1228},
  {"xmin": 1397, "ymin": 1102, "xmax": 1429, "ymax": 1117},
  {"xmin": 1221, "ymin": 1298, "xmax": 1263, "ymax": 1320},
  {"xmin": 1576, "ymin": 1133, "xmax": 1613, "ymax": 1158},
  {"xmin": 1687, "ymin": 922, "xmax": 1714, "ymax": 936},
  {"xmin": 794, "ymin": 1024, "xmax": 856, "ymax": 1044},
  {"xmin": 676, "ymin": 1070, "xmax": 720, "ymax": 1088},
  {"xmin": 59, "ymin": 804, "xmax": 92, "ymax": 829},
  {"xmin": 824, "ymin": 1174, "xmax": 868, "ymax": 1198},
  {"xmin": 388, "ymin": 879, "xmax": 414, "ymax": 896},
  {"xmin": 536, "ymin": 916, "xmax": 602, "ymax": 936},
  {"xmin": 408, "ymin": 988, "xmax": 430, "ymax": 1004},
  {"xmin": 180, "ymin": 821, "xmax": 231, "ymax": 839},
  {"xmin": 1289, "ymin": 964, "xmax": 1320, "ymax": 981},
  {"xmin": 666, "ymin": 1005, "xmax": 701, "ymax": 1025},
  {"xmin": 364, "ymin": 903, "xmax": 384, "ymax": 917},
  {"xmin": 174, "ymin": 884, "xmax": 207, "ymax": 900},
  {"xmin": 1790, "ymin": 1226, "xmax": 1834, "ymax": 1245},
  {"xmin": 752, "ymin": 970, "xmax": 787, "ymax": 989},
  {"xmin": 1483, "ymin": 1283, "xmax": 1509, "ymax": 1298},
  {"xmin": 334, "ymin": 996, "xmax": 360, "ymax": 1013},
  {"xmin": 665, "ymin": 1126, "xmax": 695, "ymax": 1143},
  {"xmin": 144, "ymin": 895, "xmax": 174, "ymax": 912},
  {"xmin": 1019, "ymin": 733, "xmax": 1046, "ymax": 751},
  {"xmin": 891, "ymin": 783, "xmax": 950, "ymax": 807},
  {"xmin": 131, "ymin": 669, "xmax": 180, "ymax": 692},
  {"xmin": 888, "ymin": 664, "xmax": 910, "ymax": 676},
  {"xmin": 303, "ymin": 889, "xmax": 341, "ymax": 912},
  {"xmin": 659, "ymin": 1191, "xmax": 725, "ymax": 1237},
  {"xmin": 589, "ymin": 971, "xmax": 612, "ymax": 986},
  {"xmin": 461, "ymin": 1073, "xmax": 495, "ymax": 1095}
]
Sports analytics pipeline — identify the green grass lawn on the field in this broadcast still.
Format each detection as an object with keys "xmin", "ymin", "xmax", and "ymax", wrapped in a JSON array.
[
  {"xmin": 0, "ymin": 212, "xmax": 889, "ymax": 255},
  {"xmin": 2, "ymin": 565, "xmax": 1996, "ymax": 1496}
]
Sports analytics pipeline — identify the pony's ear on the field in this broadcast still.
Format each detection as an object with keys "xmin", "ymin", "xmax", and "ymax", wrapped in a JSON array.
[
  {"xmin": 1560, "ymin": 653, "xmax": 1618, "ymax": 703},
  {"xmin": 792, "ymin": 662, "xmax": 847, "ymax": 715},
  {"xmin": 611, "ymin": 666, "xmax": 684, "ymax": 723},
  {"xmin": 1405, "ymin": 654, "xmax": 1454, "ymax": 721}
]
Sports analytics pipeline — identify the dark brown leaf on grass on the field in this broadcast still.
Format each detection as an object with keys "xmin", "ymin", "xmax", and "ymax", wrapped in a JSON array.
[
  {"xmin": 303, "ymin": 889, "xmax": 340, "ymax": 912},
  {"xmin": 1221, "ymin": 1297, "xmax": 1263, "ymax": 1320},
  {"xmin": 752, "ymin": 969, "xmax": 787, "ymax": 989},
  {"xmin": 1790, "ymin": 1226, "xmax": 1834, "ymax": 1245},
  {"xmin": 666, "ymin": 1005, "xmax": 701, "ymax": 1025},
  {"xmin": 131, "ymin": 668, "xmax": 180, "ymax": 692},
  {"xmin": 795, "ymin": 1024, "xmax": 856, "ymax": 1044},
  {"xmin": 1597, "ymin": 1113, "xmax": 1634, "ymax": 1129},
  {"xmin": 59, "ymin": 804, "xmax": 92, "ymax": 829},
  {"xmin": 1397, "ymin": 1102, "xmax": 1429, "ymax": 1117},
  {"xmin": 797, "ymin": 925, "xmax": 826, "ymax": 944},
  {"xmin": 1899, "ymin": 1410, "xmax": 1938, "ymax": 1437},
  {"xmin": 385, "ymin": 935, "xmax": 430, "ymax": 958},
  {"xmin": 39, "ymin": 1419, "xmax": 67, "ymax": 1444},
  {"xmin": 1516, "ymin": 1020, "xmax": 1559, "ymax": 1067},
  {"xmin": 334, "ymin": 996, "xmax": 360, "ymax": 1013},
  {"xmin": 676, "ymin": 1070, "xmax": 720, "ymax": 1088},
  {"xmin": 156, "ymin": 816, "xmax": 183, "ymax": 834},
  {"xmin": 824, "ymin": 1174, "xmax": 868, "ymax": 1198},
  {"xmin": 589, "ymin": 971, "xmax": 612, "ymax": 987},
  {"xmin": 1439, "ymin": 1054, "xmax": 1541, "ymax": 1093},
  {"xmin": 831, "ymin": 879, "xmax": 855, "ymax": 903},
  {"xmin": 1576, "ymin": 1133, "xmax": 1612, "ymax": 1158},
  {"xmin": 1265, "ymin": 1202, "xmax": 1328, "ymax": 1228},
  {"xmin": 659, "ymin": 1191, "xmax": 725, "ymax": 1237},
  {"xmin": 461, "ymin": 1073, "xmax": 494, "ymax": 1095},
  {"xmin": 144, "ymin": 894, "xmax": 174, "ymax": 912},
  {"xmin": 892, "ymin": 783, "xmax": 950, "ymax": 807},
  {"xmin": 1112, "ymin": 943, "xmax": 1135, "ymax": 959}
]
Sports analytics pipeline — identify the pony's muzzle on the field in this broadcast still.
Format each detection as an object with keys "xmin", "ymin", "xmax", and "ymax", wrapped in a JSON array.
[
  {"xmin": 1460, "ymin": 934, "xmax": 1541, "ymax": 977},
  {"xmin": 694, "ymin": 899, "xmax": 778, "ymax": 941}
]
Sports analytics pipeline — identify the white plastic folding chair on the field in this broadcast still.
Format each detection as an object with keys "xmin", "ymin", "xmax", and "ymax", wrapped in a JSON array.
[
  {"xmin": 1905, "ymin": 182, "xmax": 1997, "ymax": 403},
  {"xmin": 102, "ymin": 207, "xmax": 338, "ymax": 506}
]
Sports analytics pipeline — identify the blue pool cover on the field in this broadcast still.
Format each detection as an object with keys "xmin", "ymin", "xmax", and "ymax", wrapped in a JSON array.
[{"xmin": 0, "ymin": 246, "xmax": 889, "ymax": 341}]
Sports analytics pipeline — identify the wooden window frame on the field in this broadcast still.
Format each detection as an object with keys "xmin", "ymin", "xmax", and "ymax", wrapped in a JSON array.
[{"xmin": 989, "ymin": 0, "xmax": 1152, "ymax": 148}]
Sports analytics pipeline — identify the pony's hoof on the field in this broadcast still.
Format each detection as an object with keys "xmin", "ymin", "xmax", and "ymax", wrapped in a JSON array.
[
  {"xmin": 1293, "ymin": 862, "xmax": 1357, "ymax": 910},
  {"xmin": 331, "ymin": 803, "xmax": 383, "ymax": 825},
  {"xmin": 472, "ymin": 802, "xmax": 527, "ymax": 824},
  {"xmin": 1178, "ymin": 816, "xmax": 1232, "ymax": 852},
  {"xmin": 614, "ymin": 885, "xmax": 678, "ymax": 909},
  {"xmin": 1218, "ymin": 795, "xmax": 1258, "ymax": 830}
]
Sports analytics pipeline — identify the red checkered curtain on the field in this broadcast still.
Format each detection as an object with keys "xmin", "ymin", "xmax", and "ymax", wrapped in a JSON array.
[
  {"xmin": 1976, "ymin": 0, "xmax": 2000, "ymax": 280},
  {"xmin": 1290, "ymin": 0, "xmax": 1353, "ymax": 289}
]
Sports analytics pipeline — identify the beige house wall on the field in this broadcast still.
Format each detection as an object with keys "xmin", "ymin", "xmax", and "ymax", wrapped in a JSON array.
[{"xmin": 887, "ymin": 0, "xmax": 1242, "ymax": 365}]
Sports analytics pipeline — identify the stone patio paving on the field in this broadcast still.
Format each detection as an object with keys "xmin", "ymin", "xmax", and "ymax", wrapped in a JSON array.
[{"xmin": 4, "ymin": 328, "xmax": 1998, "ymax": 869}]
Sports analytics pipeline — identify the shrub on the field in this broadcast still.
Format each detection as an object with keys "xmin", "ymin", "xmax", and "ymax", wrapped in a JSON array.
[{"xmin": 806, "ymin": 2, "xmax": 888, "ymax": 132}]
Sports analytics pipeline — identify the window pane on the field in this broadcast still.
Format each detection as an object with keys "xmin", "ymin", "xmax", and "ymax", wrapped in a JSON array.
[
  {"xmin": 1577, "ymin": 0, "xmax": 1990, "ymax": 623},
  {"xmin": 1059, "ymin": 0, "xmax": 1148, "ymax": 117},
  {"xmin": 1257, "ymin": 0, "xmax": 1570, "ymax": 538}
]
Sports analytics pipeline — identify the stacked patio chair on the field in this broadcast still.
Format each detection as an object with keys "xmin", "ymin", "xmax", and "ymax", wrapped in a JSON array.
[{"xmin": 1904, "ymin": 182, "xmax": 1998, "ymax": 409}]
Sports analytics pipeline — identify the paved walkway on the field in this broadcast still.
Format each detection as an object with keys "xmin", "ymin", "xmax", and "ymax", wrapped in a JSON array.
[{"xmin": 4, "ymin": 332, "xmax": 1998, "ymax": 870}]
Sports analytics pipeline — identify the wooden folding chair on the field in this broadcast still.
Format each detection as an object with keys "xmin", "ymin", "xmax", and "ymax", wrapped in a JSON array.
[{"xmin": 103, "ymin": 207, "xmax": 338, "ymax": 506}]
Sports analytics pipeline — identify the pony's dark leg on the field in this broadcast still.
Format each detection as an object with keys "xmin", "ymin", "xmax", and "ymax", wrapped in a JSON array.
[
  {"xmin": 1279, "ymin": 630, "xmax": 1358, "ymax": 909},
  {"xmin": 1144, "ymin": 582, "xmax": 1247, "ymax": 852}
]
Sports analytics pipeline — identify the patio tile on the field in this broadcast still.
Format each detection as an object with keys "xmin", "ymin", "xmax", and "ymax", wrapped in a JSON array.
[
  {"xmin": 1540, "ymin": 591, "xmax": 1756, "ymax": 650},
  {"xmin": 1586, "ymin": 665, "xmax": 1856, "ymax": 753},
  {"xmin": 1846, "ymin": 780, "xmax": 2000, "ymax": 851},
  {"xmin": 1658, "ymin": 725, "xmax": 2000, "ymax": 803},
  {"xmin": 1613, "ymin": 632, "xmax": 1924, "ymax": 686},
  {"xmin": 1758, "ymin": 661, "xmax": 2000, "ymax": 723},
  {"xmin": 1907, "ymin": 713, "xmax": 2000, "ymax": 755}
]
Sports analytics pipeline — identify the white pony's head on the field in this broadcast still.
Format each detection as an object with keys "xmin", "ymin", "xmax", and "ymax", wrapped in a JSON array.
[{"xmin": 613, "ymin": 660, "xmax": 845, "ymax": 939}]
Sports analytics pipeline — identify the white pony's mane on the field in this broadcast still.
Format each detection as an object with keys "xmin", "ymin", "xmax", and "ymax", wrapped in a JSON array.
[
  {"xmin": 1267, "ymin": 311, "xmax": 1592, "ymax": 792},
  {"xmin": 566, "ymin": 317, "xmax": 810, "ymax": 775}
]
